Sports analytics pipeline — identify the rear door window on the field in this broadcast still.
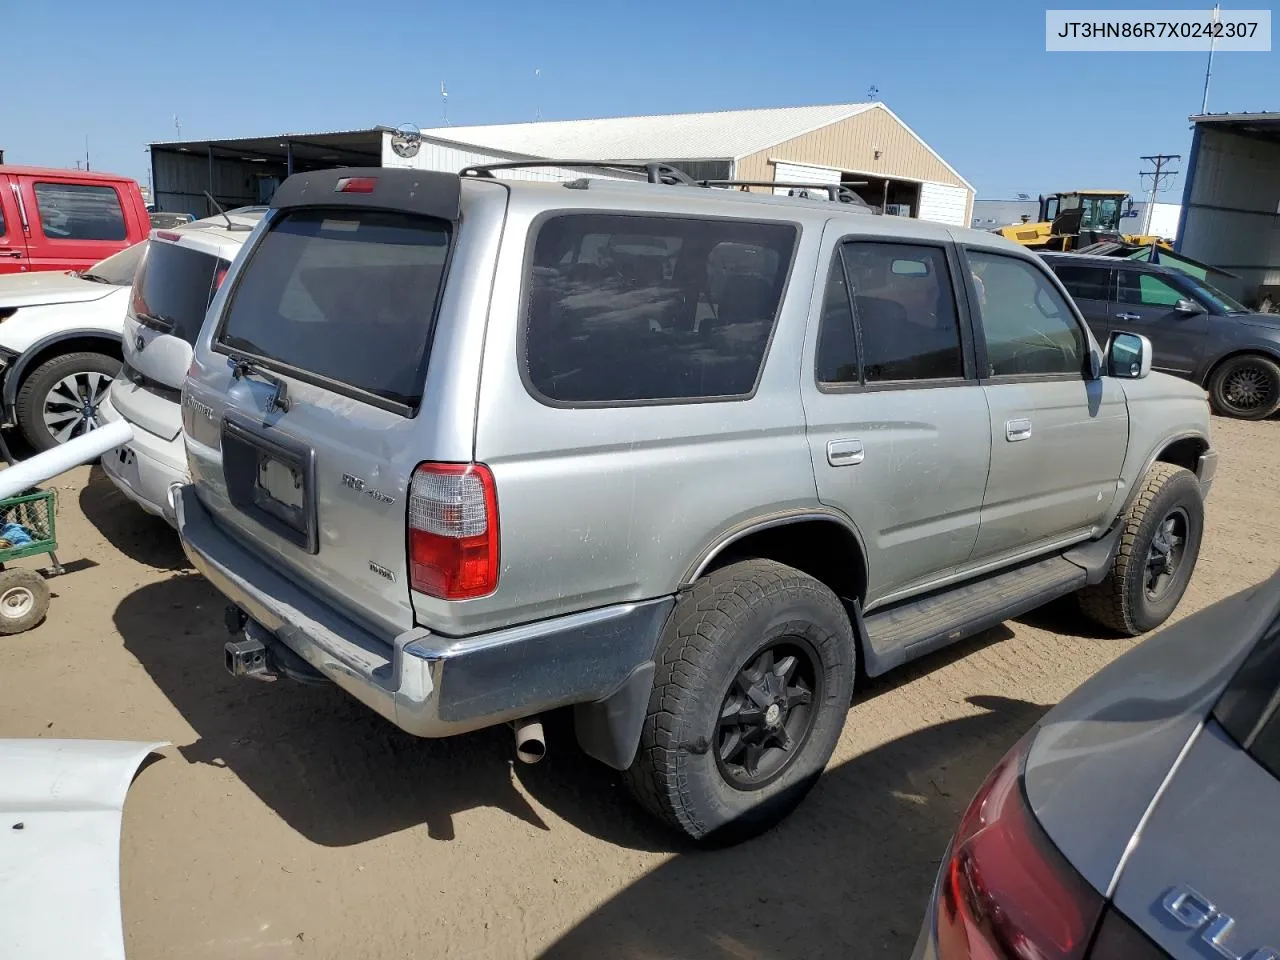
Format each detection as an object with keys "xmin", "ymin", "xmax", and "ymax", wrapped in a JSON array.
[
  {"xmin": 1052, "ymin": 263, "xmax": 1112, "ymax": 301},
  {"xmin": 131, "ymin": 242, "xmax": 228, "ymax": 344},
  {"xmin": 218, "ymin": 209, "xmax": 451, "ymax": 411},
  {"xmin": 33, "ymin": 182, "xmax": 127, "ymax": 241},
  {"xmin": 524, "ymin": 214, "xmax": 796, "ymax": 404}
]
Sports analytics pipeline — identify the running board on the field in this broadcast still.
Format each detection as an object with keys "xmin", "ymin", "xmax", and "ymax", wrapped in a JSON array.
[{"xmin": 859, "ymin": 555, "xmax": 1087, "ymax": 677}]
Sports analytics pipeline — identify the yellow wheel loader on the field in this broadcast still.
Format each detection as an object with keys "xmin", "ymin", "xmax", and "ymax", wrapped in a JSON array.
[{"xmin": 995, "ymin": 190, "xmax": 1172, "ymax": 252}]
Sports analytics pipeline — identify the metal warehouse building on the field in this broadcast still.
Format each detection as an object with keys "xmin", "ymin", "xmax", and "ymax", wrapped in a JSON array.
[
  {"xmin": 1178, "ymin": 111, "xmax": 1280, "ymax": 305},
  {"xmin": 148, "ymin": 102, "xmax": 974, "ymax": 226}
]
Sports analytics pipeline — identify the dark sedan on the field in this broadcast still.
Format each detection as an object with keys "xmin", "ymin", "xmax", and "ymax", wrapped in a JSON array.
[{"xmin": 1043, "ymin": 252, "xmax": 1280, "ymax": 419}]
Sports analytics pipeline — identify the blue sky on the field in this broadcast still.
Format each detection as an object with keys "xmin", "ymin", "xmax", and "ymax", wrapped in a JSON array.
[{"xmin": 6, "ymin": 0, "xmax": 1276, "ymax": 200}]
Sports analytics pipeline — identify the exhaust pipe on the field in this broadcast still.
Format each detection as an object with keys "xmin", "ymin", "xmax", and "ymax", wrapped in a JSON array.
[{"xmin": 512, "ymin": 716, "xmax": 547, "ymax": 764}]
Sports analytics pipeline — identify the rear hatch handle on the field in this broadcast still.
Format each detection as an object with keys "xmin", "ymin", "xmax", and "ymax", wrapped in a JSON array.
[{"xmin": 229, "ymin": 355, "xmax": 291, "ymax": 413}]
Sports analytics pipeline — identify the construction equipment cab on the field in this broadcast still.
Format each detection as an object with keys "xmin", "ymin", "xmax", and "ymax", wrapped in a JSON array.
[{"xmin": 997, "ymin": 190, "xmax": 1145, "ymax": 252}]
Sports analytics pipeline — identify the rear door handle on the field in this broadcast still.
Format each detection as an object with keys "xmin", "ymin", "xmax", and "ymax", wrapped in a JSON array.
[
  {"xmin": 827, "ymin": 439, "xmax": 864, "ymax": 466},
  {"xmin": 1114, "ymin": 312, "xmax": 1141, "ymax": 321},
  {"xmin": 1006, "ymin": 419, "xmax": 1032, "ymax": 442}
]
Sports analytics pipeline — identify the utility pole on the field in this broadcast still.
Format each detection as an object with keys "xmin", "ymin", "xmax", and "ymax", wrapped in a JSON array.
[
  {"xmin": 1139, "ymin": 154, "xmax": 1181, "ymax": 236},
  {"xmin": 1201, "ymin": 3, "xmax": 1221, "ymax": 114},
  {"xmin": 534, "ymin": 68, "xmax": 541, "ymax": 121},
  {"xmin": 85, "ymin": 135, "xmax": 90, "ymax": 171},
  {"xmin": 173, "ymin": 114, "xmax": 182, "ymax": 141}
]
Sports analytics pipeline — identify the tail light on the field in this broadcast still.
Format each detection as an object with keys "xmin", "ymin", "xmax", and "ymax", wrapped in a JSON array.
[
  {"xmin": 335, "ymin": 176, "xmax": 377, "ymax": 194},
  {"xmin": 408, "ymin": 463, "xmax": 499, "ymax": 600},
  {"xmin": 213, "ymin": 265, "xmax": 229, "ymax": 291},
  {"xmin": 936, "ymin": 733, "xmax": 1105, "ymax": 960}
]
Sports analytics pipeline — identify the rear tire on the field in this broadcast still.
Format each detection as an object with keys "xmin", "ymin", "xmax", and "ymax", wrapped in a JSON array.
[
  {"xmin": 1208, "ymin": 354, "xmax": 1280, "ymax": 420},
  {"xmin": 1078, "ymin": 463, "xmax": 1203, "ymax": 636},
  {"xmin": 15, "ymin": 351, "xmax": 120, "ymax": 452},
  {"xmin": 0, "ymin": 568, "xmax": 49, "ymax": 635},
  {"xmin": 624, "ymin": 559, "xmax": 855, "ymax": 844}
]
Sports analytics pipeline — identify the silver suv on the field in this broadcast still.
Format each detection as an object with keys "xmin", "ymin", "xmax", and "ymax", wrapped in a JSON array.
[{"xmin": 176, "ymin": 164, "xmax": 1216, "ymax": 842}]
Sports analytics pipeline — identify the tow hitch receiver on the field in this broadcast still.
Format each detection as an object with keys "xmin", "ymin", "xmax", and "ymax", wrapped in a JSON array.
[{"xmin": 224, "ymin": 637, "xmax": 272, "ymax": 680}]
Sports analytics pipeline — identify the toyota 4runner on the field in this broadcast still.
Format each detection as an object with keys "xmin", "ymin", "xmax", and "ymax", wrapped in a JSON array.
[{"xmin": 176, "ymin": 164, "xmax": 1216, "ymax": 843}]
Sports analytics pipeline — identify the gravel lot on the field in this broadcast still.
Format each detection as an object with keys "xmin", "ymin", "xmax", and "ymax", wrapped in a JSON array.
[{"xmin": 2, "ymin": 415, "xmax": 1277, "ymax": 960}]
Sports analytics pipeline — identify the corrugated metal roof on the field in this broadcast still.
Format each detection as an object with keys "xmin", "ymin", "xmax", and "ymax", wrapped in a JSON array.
[{"xmin": 420, "ymin": 103, "xmax": 877, "ymax": 162}]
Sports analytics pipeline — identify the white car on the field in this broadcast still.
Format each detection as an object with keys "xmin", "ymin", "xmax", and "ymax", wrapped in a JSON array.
[
  {"xmin": 0, "ymin": 242, "xmax": 145, "ymax": 450},
  {"xmin": 100, "ymin": 208, "xmax": 264, "ymax": 524}
]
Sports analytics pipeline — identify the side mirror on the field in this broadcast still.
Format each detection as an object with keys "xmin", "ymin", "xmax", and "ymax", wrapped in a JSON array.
[
  {"xmin": 1175, "ymin": 298, "xmax": 1201, "ymax": 315},
  {"xmin": 1108, "ymin": 332, "xmax": 1153, "ymax": 379}
]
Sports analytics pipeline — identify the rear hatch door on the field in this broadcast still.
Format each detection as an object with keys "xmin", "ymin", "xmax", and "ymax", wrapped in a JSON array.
[
  {"xmin": 185, "ymin": 170, "xmax": 462, "ymax": 636},
  {"xmin": 119, "ymin": 233, "xmax": 233, "ymax": 440}
]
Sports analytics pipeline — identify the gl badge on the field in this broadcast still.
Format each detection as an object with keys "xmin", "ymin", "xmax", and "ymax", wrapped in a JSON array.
[{"xmin": 1163, "ymin": 885, "xmax": 1279, "ymax": 960}]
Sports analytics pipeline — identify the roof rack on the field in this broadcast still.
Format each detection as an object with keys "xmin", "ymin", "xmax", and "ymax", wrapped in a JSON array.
[
  {"xmin": 698, "ymin": 180, "xmax": 870, "ymax": 205},
  {"xmin": 460, "ymin": 160, "xmax": 699, "ymax": 186}
]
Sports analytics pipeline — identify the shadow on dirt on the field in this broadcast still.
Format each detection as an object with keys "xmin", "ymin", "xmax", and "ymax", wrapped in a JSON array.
[
  {"xmin": 115, "ymin": 565, "xmax": 1041, "ymax": 858},
  {"xmin": 79, "ymin": 466, "xmax": 190, "ymax": 571},
  {"xmin": 537, "ymin": 694, "xmax": 1049, "ymax": 960}
]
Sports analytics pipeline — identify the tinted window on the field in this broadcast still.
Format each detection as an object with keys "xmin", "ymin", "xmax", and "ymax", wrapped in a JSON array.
[
  {"xmin": 525, "ymin": 214, "xmax": 796, "ymax": 403},
  {"xmin": 1117, "ymin": 269, "xmax": 1182, "ymax": 307},
  {"xmin": 841, "ymin": 242, "xmax": 963, "ymax": 382},
  {"xmin": 816, "ymin": 256, "xmax": 858, "ymax": 384},
  {"xmin": 969, "ymin": 251, "xmax": 1086, "ymax": 377},
  {"xmin": 33, "ymin": 182, "xmax": 126, "ymax": 241},
  {"xmin": 130, "ymin": 242, "xmax": 227, "ymax": 344},
  {"xmin": 1053, "ymin": 263, "xmax": 1111, "ymax": 301},
  {"xmin": 220, "ymin": 209, "xmax": 450, "ymax": 408}
]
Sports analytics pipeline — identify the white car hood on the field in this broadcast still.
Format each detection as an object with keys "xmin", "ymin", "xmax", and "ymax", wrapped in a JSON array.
[
  {"xmin": 0, "ymin": 739, "xmax": 167, "ymax": 960},
  {"xmin": 0, "ymin": 272, "xmax": 119, "ymax": 309}
]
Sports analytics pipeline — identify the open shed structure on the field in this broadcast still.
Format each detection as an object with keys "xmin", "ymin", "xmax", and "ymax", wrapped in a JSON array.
[
  {"xmin": 149, "ymin": 102, "xmax": 973, "ymax": 226},
  {"xmin": 1178, "ymin": 112, "xmax": 1280, "ymax": 305}
]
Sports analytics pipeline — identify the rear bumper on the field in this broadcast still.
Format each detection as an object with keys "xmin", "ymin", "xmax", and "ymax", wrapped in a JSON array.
[
  {"xmin": 98, "ymin": 392, "xmax": 187, "ymax": 526},
  {"xmin": 175, "ymin": 485, "xmax": 673, "ymax": 738}
]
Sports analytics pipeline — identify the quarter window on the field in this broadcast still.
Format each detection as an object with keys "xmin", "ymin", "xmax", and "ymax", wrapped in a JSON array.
[
  {"xmin": 968, "ymin": 251, "xmax": 1086, "ymax": 378},
  {"xmin": 525, "ymin": 214, "xmax": 796, "ymax": 403},
  {"xmin": 33, "ymin": 183, "xmax": 127, "ymax": 241},
  {"xmin": 815, "ymin": 257, "xmax": 858, "ymax": 384}
]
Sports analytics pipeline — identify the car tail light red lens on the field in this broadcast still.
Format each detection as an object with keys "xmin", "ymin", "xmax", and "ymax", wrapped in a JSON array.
[
  {"xmin": 156, "ymin": 231, "xmax": 183, "ymax": 242},
  {"xmin": 335, "ymin": 176, "xmax": 377, "ymax": 194},
  {"xmin": 407, "ymin": 463, "xmax": 499, "ymax": 600},
  {"xmin": 213, "ymin": 265, "xmax": 229, "ymax": 291},
  {"xmin": 936, "ymin": 734, "xmax": 1105, "ymax": 960}
]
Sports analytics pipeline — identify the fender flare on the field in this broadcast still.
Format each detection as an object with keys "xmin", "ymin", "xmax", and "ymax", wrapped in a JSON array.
[
  {"xmin": 1117, "ymin": 429, "xmax": 1212, "ymax": 521},
  {"xmin": 680, "ymin": 507, "xmax": 870, "ymax": 589},
  {"xmin": 2, "ymin": 328, "xmax": 123, "ymax": 411}
]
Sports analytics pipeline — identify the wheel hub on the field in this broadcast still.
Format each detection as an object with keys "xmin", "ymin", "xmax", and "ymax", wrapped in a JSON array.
[
  {"xmin": 1145, "ymin": 508, "xmax": 1188, "ymax": 600},
  {"xmin": 716, "ymin": 639, "xmax": 820, "ymax": 789},
  {"xmin": 1226, "ymin": 367, "xmax": 1273, "ymax": 410}
]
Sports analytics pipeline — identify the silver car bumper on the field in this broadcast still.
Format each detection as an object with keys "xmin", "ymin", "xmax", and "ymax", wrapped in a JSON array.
[{"xmin": 175, "ymin": 485, "xmax": 672, "ymax": 739}]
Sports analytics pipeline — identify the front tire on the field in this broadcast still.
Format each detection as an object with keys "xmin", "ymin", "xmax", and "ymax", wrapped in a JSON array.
[
  {"xmin": 15, "ymin": 351, "xmax": 120, "ymax": 452},
  {"xmin": 624, "ymin": 559, "xmax": 855, "ymax": 844},
  {"xmin": 1208, "ymin": 354, "xmax": 1280, "ymax": 420},
  {"xmin": 1078, "ymin": 463, "xmax": 1203, "ymax": 636}
]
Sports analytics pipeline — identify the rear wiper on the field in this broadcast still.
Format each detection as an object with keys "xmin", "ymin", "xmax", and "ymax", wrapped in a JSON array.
[
  {"xmin": 229, "ymin": 355, "xmax": 291, "ymax": 413},
  {"xmin": 134, "ymin": 311, "xmax": 176, "ymax": 334}
]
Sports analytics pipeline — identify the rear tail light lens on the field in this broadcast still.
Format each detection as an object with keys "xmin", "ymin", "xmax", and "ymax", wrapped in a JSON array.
[
  {"xmin": 213, "ymin": 265, "xmax": 229, "ymax": 291},
  {"xmin": 408, "ymin": 463, "xmax": 499, "ymax": 600},
  {"xmin": 936, "ymin": 733, "xmax": 1105, "ymax": 960}
]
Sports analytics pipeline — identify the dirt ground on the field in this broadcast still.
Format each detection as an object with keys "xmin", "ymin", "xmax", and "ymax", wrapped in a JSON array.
[{"xmin": 2, "ymin": 415, "xmax": 1277, "ymax": 960}]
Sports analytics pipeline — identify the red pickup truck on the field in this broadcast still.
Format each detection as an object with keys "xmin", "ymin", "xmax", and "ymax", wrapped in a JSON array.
[{"xmin": 0, "ymin": 166, "xmax": 151, "ymax": 275}]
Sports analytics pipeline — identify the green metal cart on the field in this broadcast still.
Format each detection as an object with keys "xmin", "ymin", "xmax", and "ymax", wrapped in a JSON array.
[{"xmin": 0, "ymin": 488, "xmax": 61, "ymax": 634}]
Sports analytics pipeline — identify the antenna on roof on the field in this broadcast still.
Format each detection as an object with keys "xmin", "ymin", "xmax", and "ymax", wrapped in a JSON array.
[
  {"xmin": 534, "ymin": 68, "xmax": 542, "ymax": 121},
  {"xmin": 203, "ymin": 191, "xmax": 254, "ymax": 231},
  {"xmin": 441, "ymin": 81, "xmax": 449, "ymax": 126}
]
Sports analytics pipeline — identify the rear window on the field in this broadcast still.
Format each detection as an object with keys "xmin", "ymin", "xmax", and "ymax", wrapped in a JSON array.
[
  {"xmin": 525, "ymin": 214, "xmax": 797, "ymax": 404},
  {"xmin": 33, "ymin": 182, "xmax": 127, "ymax": 241},
  {"xmin": 219, "ymin": 209, "xmax": 450, "ymax": 409},
  {"xmin": 1213, "ymin": 615, "xmax": 1280, "ymax": 781},
  {"xmin": 130, "ymin": 241, "xmax": 228, "ymax": 344}
]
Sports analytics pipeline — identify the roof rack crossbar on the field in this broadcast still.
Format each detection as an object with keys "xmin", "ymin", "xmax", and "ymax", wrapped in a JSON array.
[
  {"xmin": 460, "ymin": 160, "xmax": 699, "ymax": 186},
  {"xmin": 697, "ymin": 180, "xmax": 870, "ymax": 203}
]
